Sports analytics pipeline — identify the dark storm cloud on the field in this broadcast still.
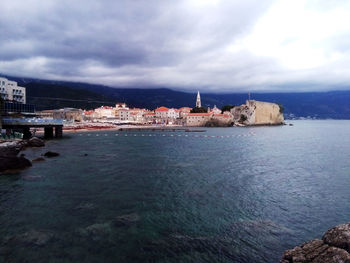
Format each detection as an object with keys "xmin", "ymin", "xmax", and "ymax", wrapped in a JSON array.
[{"xmin": 1, "ymin": 0, "xmax": 350, "ymax": 92}]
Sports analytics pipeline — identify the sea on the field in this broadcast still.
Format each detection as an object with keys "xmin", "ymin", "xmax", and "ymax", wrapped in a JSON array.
[{"xmin": 0, "ymin": 120, "xmax": 350, "ymax": 263}]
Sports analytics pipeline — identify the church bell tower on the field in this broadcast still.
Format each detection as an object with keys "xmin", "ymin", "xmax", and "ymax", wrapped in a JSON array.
[{"xmin": 196, "ymin": 91, "xmax": 201, "ymax": 108}]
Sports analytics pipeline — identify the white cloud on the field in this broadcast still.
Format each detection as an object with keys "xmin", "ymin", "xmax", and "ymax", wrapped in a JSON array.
[{"xmin": 1, "ymin": 0, "xmax": 350, "ymax": 92}]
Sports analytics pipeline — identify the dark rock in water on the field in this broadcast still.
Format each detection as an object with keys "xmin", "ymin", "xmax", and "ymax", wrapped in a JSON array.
[
  {"xmin": 43, "ymin": 151, "xmax": 60, "ymax": 158},
  {"xmin": 84, "ymin": 153, "xmax": 88, "ymax": 156},
  {"xmin": 0, "ymin": 156, "xmax": 32, "ymax": 173},
  {"xmin": 3, "ymin": 229, "xmax": 54, "ymax": 247},
  {"xmin": 32, "ymin": 157, "xmax": 45, "ymax": 162},
  {"xmin": 112, "ymin": 213, "xmax": 140, "ymax": 227},
  {"xmin": 281, "ymin": 222, "xmax": 350, "ymax": 262},
  {"xmin": 0, "ymin": 141, "xmax": 26, "ymax": 157},
  {"xmin": 27, "ymin": 137, "xmax": 45, "ymax": 147}
]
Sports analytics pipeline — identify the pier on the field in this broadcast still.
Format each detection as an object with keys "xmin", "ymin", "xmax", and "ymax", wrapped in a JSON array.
[{"xmin": 2, "ymin": 118, "xmax": 64, "ymax": 139}]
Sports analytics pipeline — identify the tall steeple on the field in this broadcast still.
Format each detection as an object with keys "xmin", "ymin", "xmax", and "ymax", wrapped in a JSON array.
[{"xmin": 196, "ymin": 91, "xmax": 201, "ymax": 108}]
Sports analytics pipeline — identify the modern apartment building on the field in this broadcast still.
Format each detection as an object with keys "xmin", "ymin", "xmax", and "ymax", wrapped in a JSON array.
[{"xmin": 0, "ymin": 77, "xmax": 26, "ymax": 104}]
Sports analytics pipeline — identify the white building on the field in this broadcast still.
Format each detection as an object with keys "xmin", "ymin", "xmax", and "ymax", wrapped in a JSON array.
[
  {"xmin": 155, "ymin": 106, "xmax": 169, "ymax": 120},
  {"xmin": 95, "ymin": 106, "xmax": 115, "ymax": 118},
  {"xmin": 117, "ymin": 108, "xmax": 129, "ymax": 121},
  {"xmin": 211, "ymin": 105, "xmax": 221, "ymax": 114},
  {"xmin": 0, "ymin": 77, "xmax": 26, "ymax": 103},
  {"xmin": 167, "ymin": 108, "xmax": 180, "ymax": 119}
]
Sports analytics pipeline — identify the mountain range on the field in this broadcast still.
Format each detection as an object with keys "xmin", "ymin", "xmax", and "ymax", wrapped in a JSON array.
[{"xmin": 2, "ymin": 74, "xmax": 350, "ymax": 119}]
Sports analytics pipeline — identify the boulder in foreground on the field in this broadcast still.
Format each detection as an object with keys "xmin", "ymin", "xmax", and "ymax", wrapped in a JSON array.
[
  {"xmin": 0, "ymin": 141, "xmax": 26, "ymax": 157},
  {"xmin": 0, "ymin": 156, "xmax": 32, "ymax": 173},
  {"xmin": 27, "ymin": 137, "xmax": 45, "ymax": 147},
  {"xmin": 281, "ymin": 222, "xmax": 350, "ymax": 262}
]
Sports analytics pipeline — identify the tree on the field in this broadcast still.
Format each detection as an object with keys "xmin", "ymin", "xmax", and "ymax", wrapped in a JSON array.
[
  {"xmin": 221, "ymin": 105, "xmax": 235, "ymax": 113},
  {"xmin": 190, "ymin": 106, "xmax": 207, "ymax": 113}
]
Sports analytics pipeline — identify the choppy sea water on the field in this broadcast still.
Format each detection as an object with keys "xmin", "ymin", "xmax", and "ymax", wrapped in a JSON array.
[{"xmin": 1, "ymin": 120, "xmax": 350, "ymax": 263}]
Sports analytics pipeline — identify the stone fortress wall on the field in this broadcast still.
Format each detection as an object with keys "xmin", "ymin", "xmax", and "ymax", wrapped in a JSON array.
[
  {"xmin": 230, "ymin": 100, "xmax": 284, "ymax": 126},
  {"xmin": 246, "ymin": 100, "xmax": 284, "ymax": 125}
]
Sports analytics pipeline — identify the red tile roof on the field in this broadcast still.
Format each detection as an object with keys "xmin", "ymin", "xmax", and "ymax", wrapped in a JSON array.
[{"xmin": 155, "ymin": 106, "xmax": 169, "ymax": 112}]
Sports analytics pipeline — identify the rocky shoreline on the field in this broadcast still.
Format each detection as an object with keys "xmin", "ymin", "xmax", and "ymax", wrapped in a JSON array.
[
  {"xmin": 281, "ymin": 222, "xmax": 350, "ymax": 262},
  {"xmin": 0, "ymin": 137, "xmax": 53, "ymax": 173}
]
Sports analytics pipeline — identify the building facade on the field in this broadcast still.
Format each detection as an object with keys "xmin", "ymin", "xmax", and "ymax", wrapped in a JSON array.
[
  {"xmin": 53, "ymin": 108, "xmax": 83, "ymax": 122},
  {"xmin": 0, "ymin": 77, "xmax": 26, "ymax": 104},
  {"xmin": 186, "ymin": 113, "xmax": 212, "ymax": 126},
  {"xmin": 94, "ymin": 106, "xmax": 115, "ymax": 119}
]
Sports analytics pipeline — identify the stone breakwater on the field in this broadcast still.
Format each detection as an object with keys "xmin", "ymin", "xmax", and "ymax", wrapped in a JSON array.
[{"xmin": 281, "ymin": 222, "xmax": 350, "ymax": 263}]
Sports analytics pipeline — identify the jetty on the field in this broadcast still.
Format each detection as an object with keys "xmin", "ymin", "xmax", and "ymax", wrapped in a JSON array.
[{"xmin": 2, "ymin": 118, "xmax": 64, "ymax": 139}]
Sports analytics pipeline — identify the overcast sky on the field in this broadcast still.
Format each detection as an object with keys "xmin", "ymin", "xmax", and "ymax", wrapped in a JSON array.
[{"xmin": 1, "ymin": 0, "xmax": 350, "ymax": 92}]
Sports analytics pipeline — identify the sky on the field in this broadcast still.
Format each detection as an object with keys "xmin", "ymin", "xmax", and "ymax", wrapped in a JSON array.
[{"xmin": 1, "ymin": 0, "xmax": 350, "ymax": 93}]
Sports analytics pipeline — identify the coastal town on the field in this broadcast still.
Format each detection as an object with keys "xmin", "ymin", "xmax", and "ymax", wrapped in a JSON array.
[
  {"xmin": 0, "ymin": 76, "xmax": 284, "ymax": 138},
  {"xmin": 36, "ymin": 91, "xmax": 236, "ymax": 129}
]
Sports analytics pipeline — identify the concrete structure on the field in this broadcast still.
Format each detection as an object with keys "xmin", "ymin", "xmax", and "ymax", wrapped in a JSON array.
[
  {"xmin": 231, "ymin": 100, "xmax": 284, "ymax": 125},
  {"xmin": 196, "ymin": 91, "xmax": 201, "ymax": 108},
  {"xmin": 2, "ymin": 118, "xmax": 63, "ymax": 139},
  {"xmin": 0, "ymin": 77, "xmax": 26, "ymax": 103},
  {"xmin": 53, "ymin": 108, "xmax": 83, "ymax": 122}
]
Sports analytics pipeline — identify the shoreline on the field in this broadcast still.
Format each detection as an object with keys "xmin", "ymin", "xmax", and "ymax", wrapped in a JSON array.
[{"xmin": 281, "ymin": 222, "xmax": 350, "ymax": 262}]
